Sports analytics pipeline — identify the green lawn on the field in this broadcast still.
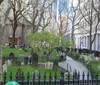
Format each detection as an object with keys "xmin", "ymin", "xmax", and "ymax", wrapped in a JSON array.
[
  {"xmin": 2, "ymin": 47, "xmax": 31, "ymax": 57},
  {"xmin": 2, "ymin": 48, "xmax": 60, "ymax": 62},
  {"xmin": 3, "ymin": 66, "xmax": 61, "ymax": 80},
  {"xmin": 88, "ymin": 62, "xmax": 100, "ymax": 78},
  {"xmin": 2, "ymin": 47, "xmax": 31, "ymax": 62},
  {"xmin": 90, "ymin": 62, "xmax": 100, "ymax": 71}
]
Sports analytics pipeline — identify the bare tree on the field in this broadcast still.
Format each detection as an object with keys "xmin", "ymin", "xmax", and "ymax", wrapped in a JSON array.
[
  {"xmin": 0, "ymin": 0, "xmax": 11, "ymax": 81},
  {"xmin": 21, "ymin": 0, "xmax": 54, "ymax": 33},
  {"xmin": 8, "ymin": 0, "xmax": 25, "ymax": 47},
  {"xmin": 92, "ymin": 0, "xmax": 100, "ymax": 21},
  {"xmin": 41, "ymin": 4, "xmax": 52, "ymax": 30},
  {"xmin": 68, "ymin": 0, "xmax": 82, "ymax": 46},
  {"xmin": 79, "ymin": 0, "xmax": 100, "ymax": 52}
]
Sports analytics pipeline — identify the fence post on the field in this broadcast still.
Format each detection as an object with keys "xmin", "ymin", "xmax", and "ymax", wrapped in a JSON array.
[
  {"xmin": 74, "ymin": 70, "xmax": 77, "ymax": 79},
  {"xmin": 68, "ymin": 72, "xmax": 70, "ymax": 85},
  {"xmin": 95, "ymin": 72, "xmax": 98, "ymax": 85},
  {"xmin": 32, "ymin": 72, "xmax": 35, "ymax": 85},
  {"xmin": 44, "ymin": 72, "xmax": 46, "ymax": 85},
  {"xmin": 21, "ymin": 72, "xmax": 24, "ymax": 85},
  {"xmin": 61, "ymin": 70, "xmax": 64, "ymax": 79},
  {"xmin": 87, "ymin": 72, "xmax": 89, "ymax": 84},
  {"xmin": 73, "ymin": 72, "xmax": 75, "ymax": 85},
  {"xmin": 16, "ymin": 72, "xmax": 18, "ymax": 83},
  {"xmin": 4, "ymin": 72, "xmax": 6, "ymax": 85},
  {"xmin": 49, "ymin": 72, "xmax": 52, "ymax": 85},
  {"xmin": 77, "ymin": 72, "xmax": 80, "ymax": 85},
  {"xmin": 91, "ymin": 72, "xmax": 94, "ymax": 85},
  {"xmin": 27, "ymin": 72, "xmax": 30, "ymax": 85},
  {"xmin": 60, "ymin": 70, "xmax": 64, "ymax": 85},
  {"xmin": 82, "ymin": 72, "xmax": 85, "ymax": 85},
  {"xmin": 60, "ymin": 77, "xmax": 64, "ymax": 85},
  {"xmin": 10, "ymin": 72, "xmax": 12, "ymax": 81},
  {"xmin": 54, "ymin": 72, "xmax": 57, "ymax": 85},
  {"xmin": 38, "ymin": 72, "xmax": 41, "ymax": 85}
]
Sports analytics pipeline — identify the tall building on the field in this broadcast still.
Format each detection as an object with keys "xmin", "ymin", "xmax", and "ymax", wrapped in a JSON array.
[
  {"xmin": 49, "ymin": 0, "xmax": 68, "ymax": 35},
  {"xmin": 65, "ymin": 0, "xmax": 100, "ymax": 52},
  {"xmin": 74, "ymin": 0, "xmax": 100, "ymax": 52}
]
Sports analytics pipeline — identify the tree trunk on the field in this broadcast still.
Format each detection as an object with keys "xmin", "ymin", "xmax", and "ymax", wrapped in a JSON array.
[
  {"xmin": 11, "ymin": 29, "xmax": 16, "ymax": 48},
  {"xmin": 46, "ymin": 49, "xmax": 53, "ymax": 60},
  {"xmin": 32, "ymin": 53, "xmax": 38, "ymax": 67},
  {"xmin": 11, "ymin": 21, "xmax": 18, "ymax": 48},
  {"xmin": 21, "ymin": 24, "xmax": 24, "ymax": 45},
  {"xmin": 89, "ymin": 25, "xmax": 92, "ymax": 53},
  {"xmin": 90, "ymin": 42, "xmax": 92, "ymax": 53},
  {"xmin": 0, "ymin": 0, "xmax": 11, "ymax": 81},
  {"xmin": 11, "ymin": 3, "xmax": 18, "ymax": 48},
  {"xmin": 11, "ymin": 21, "xmax": 17, "ymax": 48},
  {"xmin": 31, "ymin": 48, "xmax": 38, "ymax": 67}
]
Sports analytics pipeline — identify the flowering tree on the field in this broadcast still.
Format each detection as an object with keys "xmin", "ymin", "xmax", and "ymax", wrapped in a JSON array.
[{"xmin": 26, "ymin": 30, "xmax": 73, "ymax": 66}]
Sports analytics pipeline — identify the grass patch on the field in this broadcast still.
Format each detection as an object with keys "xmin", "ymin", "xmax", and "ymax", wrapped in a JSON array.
[
  {"xmin": 2, "ymin": 48, "xmax": 61, "ymax": 62},
  {"xmin": 88, "ymin": 61, "xmax": 100, "ymax": 78},
  {"xmin": 2, "ymin": 48, "xmax": 31, "ymax": 58},
  {"xmin": 2, "ymin": 66, "xmax": 61, "ymax": 80},
  {"xmin": 90, "ymin": 62, "xmax": 100, "ymax": 72}
]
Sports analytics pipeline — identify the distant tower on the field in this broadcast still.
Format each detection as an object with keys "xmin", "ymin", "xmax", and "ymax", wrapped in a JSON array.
[{"xmin": 56, "ymin": 0, "xmax": 59, "ymax": 22}]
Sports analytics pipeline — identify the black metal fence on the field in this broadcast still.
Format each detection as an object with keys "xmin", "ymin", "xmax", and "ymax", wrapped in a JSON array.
[{"xmin": 2, "ymin": 71, "xmax": 100, "ymax": 85}]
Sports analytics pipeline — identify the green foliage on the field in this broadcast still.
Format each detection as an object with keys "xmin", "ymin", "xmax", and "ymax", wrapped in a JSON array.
[
  {"xmin": 52, "ymin": 49, "xmax": 60, "ymax": 61},
  {"xmin": 25, "ymin": 30, "xmax": 72, "ymax": 57},
  {"xmin": 67, "ymin": 51, "xmax": 80, "ymax": 60}
]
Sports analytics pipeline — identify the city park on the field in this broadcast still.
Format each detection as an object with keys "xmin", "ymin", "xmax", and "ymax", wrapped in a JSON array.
[
  {"xmin": 0, "ymin": 0, "xmax": 100, "ymax": 85},
  {"xmin": 2, "ymin": 30, "xmax": 72, "ymax": 80},
  {"xmin": 1, "ymin": 29, "xmax": 100, "ymax": 85}
]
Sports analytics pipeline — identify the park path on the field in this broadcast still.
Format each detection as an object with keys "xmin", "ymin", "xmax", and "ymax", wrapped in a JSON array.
[{"xmin": 58, "ymin": 56, "xmax": 90, "ymax": 80}]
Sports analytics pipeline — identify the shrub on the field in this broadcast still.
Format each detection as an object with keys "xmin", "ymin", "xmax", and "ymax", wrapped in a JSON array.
[{"xmin": 67, "ymin": 51, "xmax": 80, "ymax": 60}]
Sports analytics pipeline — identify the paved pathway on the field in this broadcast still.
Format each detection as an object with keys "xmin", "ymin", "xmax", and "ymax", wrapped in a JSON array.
[{"xmin": 58, "ymin": 56, "xmax": 90, "ymax": 80}]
